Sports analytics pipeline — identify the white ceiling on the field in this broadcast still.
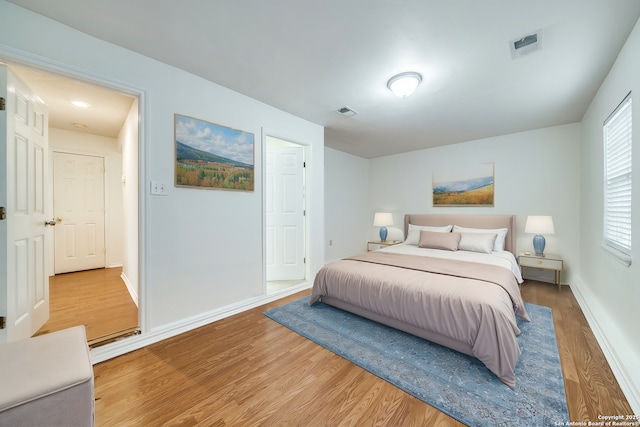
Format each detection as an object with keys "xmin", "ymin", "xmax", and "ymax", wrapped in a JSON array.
[
  {"xmin": 7, "ymin": 64, "xmax": 135, "ymax": 138},
  {"xmin": 7, "ymin": 0, "xmax": 640, "ymax": 158}
]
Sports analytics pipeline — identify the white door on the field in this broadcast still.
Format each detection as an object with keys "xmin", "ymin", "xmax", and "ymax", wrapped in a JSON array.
[
  {"xmin": 53, "ymin": 152, "xmax": 105, "ymax": 274},
  {"xmin": 0, "ymin": 65, "xmax": 50, "ymax": 342},
  {"xmin": 266, "ymin": 141, "xmax": 305, "ymax": 281}
]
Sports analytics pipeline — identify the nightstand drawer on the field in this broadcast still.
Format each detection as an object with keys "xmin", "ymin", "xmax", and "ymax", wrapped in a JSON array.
[{"xmin": 519, "ymin": 256, "xmax": 562, "ymax": 270}]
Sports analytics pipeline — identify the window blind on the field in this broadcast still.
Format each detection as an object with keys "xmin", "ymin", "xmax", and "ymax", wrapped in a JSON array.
[{"xmin": 603, "ymin": 93, "xmax": 632, "ymax": 256}]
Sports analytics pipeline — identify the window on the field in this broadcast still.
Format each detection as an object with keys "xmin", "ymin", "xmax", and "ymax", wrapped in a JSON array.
[{"xmin": 603, "ymin": 92, "xmax": 632, "ymax": 262}]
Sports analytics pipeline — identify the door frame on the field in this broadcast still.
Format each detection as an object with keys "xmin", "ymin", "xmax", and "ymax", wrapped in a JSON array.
[
  {"xmin": 262, "ymin": 128, "xmax": 309, "ymax": 294},
  {"xmin": 0, "ymin": 48, "xmax": 147, "ymax": 336}
]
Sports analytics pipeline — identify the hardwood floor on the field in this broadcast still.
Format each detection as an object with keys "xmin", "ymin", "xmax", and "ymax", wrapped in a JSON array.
[
  {"xmin": 519, "ymin": 282, "xmax": 633, "ymax": 422},
  {"xmin": 92, "ymin": 280, "xmax": 633, "ymax": 426},
  {"xmin": 36, "ymin": 268, "xmax": 139, "ymax": 345}
]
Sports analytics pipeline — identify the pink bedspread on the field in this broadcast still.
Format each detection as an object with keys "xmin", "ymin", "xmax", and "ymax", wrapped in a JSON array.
[{"xmin": 311, "ymin": 251, "xmax": 530, "ymax": 387}]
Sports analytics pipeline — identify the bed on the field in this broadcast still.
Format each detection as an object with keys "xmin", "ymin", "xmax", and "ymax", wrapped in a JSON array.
[{"xmin": 310, "ymin": 214, "xmax": 530, "ymax": 387}]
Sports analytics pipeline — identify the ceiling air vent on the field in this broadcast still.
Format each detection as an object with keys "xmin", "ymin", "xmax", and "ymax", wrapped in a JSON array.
[
  {"xmin": 510, "ymin": 29, "xmax": 543, "ymax": 59},
  {"xmin": 337, "ymin": 106, "xmax": 357, "ymax": 117}
]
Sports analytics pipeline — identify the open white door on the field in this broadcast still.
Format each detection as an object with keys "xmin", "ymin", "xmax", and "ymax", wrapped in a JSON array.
[
  {"xmin": 266, "ymin": 139, "xmax": 305, "ymax": 281},
  {"xmin": 53, "ymin": 152, "xmax": 106, "ymax": 274},
  {"xmin": 0, "ymin": 65, "xmax": 50, "ymax": 342}
]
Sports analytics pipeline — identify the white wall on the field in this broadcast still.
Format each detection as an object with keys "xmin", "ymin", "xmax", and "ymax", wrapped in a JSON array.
[
  {"xmin": 324, "ymin": 147, "xmax": 370, "ymax": 263},
  {"xmin": 366, "ymin": 124, "xmax": 581, "ymax": 284},
  {"xmin": 324, "ymin": 123, "xmax": 582, "ymax": 285},
  {"xmin": 0, "ymin": 2, "xmax": 323, "ymax": 338},
  {"xmin": 49, "ymin": 128, "xmax": 124, "ymax": 269},
  {"xmin": 118, "ymin": 99, "xmax": 139, "ymax": 304},
  {"xmin": 579, "ymin": 17, "xmax": 640, "ymax": 414}
]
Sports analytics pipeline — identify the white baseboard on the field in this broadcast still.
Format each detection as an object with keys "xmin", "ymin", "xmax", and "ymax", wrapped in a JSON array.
[
  {"xmin": 570, "ymin": 278, "xmax": 640, "ymax": 415},
  {"xmin": 90, "ymin": 281, "xmax": 312, "ymax": 365},
  {"xmin": 120, "ymin": 272, "xmax": 138, "ymax": 307}
]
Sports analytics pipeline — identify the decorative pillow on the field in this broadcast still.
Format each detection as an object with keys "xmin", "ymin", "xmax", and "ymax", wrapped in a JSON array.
[
  {"xmin": 418, "ymin": 230, "xmax": 461, "ymax": 251},
  {"xmin": 453, "ymin": 225, "xmax": 508, "ymax": 252},
  {"xmin": 405, "ymin": 224, "xmax": 453, "ymax": 245},
  {"xmin": 458, "ymin": 233, "xmax": 497, "ymax": 254}
]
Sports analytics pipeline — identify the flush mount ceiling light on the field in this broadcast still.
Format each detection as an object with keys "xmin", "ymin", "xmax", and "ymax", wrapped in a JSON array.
[
  {"xmin": 71, "ymin": 100, "xmax": 91, "ymax": 109},
  {"xmin": 387, "ymin": 71, "xmax": 422, "ymax": 98}
]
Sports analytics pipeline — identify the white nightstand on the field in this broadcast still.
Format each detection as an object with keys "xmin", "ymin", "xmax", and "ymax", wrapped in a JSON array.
[
  {"xmin": 367, "ymin": 240, "xmax": 402, "ymax": 251},
  {"xmin": 518, "ymin": 253, "xmax": 563, "ymax": 290}
]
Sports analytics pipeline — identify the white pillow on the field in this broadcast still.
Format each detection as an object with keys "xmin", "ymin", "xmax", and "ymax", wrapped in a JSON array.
[
  {"xmin": 453, "ymin": 225, "xmax": 508, "ymax": 252},
  {"xmin": 458, "ymin": 233, "xmax": 497, "ymax": 254},
  {"xmin": 405, "ymin": 224, "xmax": 453, "ymax": 245}
]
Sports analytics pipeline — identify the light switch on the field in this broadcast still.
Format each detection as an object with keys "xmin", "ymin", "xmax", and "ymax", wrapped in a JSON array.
[{"xmin": 150, "ymin": 181, "xmax": 167, "ymax": 195}]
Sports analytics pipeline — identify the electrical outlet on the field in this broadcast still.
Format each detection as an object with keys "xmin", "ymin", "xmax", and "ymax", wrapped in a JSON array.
[{"xmin": 150, "ymin": 181, "xmax": 167, "ymax": 195}]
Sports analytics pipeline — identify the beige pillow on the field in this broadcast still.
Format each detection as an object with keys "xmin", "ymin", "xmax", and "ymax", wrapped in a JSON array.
[{"xmin": 418, "ymin": 230, "xmax": 461, "ymax": 251}]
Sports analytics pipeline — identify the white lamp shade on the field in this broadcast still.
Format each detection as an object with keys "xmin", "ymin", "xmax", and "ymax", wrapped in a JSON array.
[
  {"xmin": 387, "ymin": 72, "xmax": 422, "ymax": 98},
  {"xmin": 373, "ymin": 212, "xmax": 393, "ymax": 227},
  {"xmin": 524, "ymin": 216, "xmax": 555, "ymax": 234}
]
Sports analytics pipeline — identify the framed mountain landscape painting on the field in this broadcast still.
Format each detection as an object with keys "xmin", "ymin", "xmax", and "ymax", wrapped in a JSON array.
[
  {"xmin": 432, "ymin": 162, "xmax": 494, "ymax": 206},
  {"xmin": 174, "ymin": 114, "xmax": 254, "ymax": 191}
]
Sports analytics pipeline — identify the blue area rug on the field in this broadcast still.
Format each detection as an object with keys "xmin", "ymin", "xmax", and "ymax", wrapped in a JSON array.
[{"xmin": 265, "ymin": 297, "xmax": 569, "ymax": 427}]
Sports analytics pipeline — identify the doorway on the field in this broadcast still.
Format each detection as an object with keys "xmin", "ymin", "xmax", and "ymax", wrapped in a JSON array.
[
  {"xmin": 53, "ymin": 152, "xmax": 106, "ymax": 273},
  {"xmin": 265, "ymin": 135, "xmax": 307, "ymax": 294},
  {"xmin": 7, "ymin": 62, "xmax": 141, "ymax": 345}
]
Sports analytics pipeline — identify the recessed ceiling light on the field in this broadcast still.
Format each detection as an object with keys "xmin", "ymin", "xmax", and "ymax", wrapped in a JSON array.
[
  {"xmin": 71, "ymin": 100, "xmax": 91, "ymax": 109},
  {"xmin": 387, "ymin": 72, "xmax": 422, "ymax": 98},
  {"xmin": 72, "ymin": 122, "xmax": 87, "ymax": 128}
]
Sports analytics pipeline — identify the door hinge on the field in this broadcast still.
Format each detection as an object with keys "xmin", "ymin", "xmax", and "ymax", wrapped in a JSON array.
[
  {"xmin": 0, "ymin": 317, "xmax": 6, "ymax": 329},
  {"xmin": 303, "ymin": 161, "xmax": 306, "ymax": 167},
  {"xmin": 0, "ymin": 207, "xmax": 5, "ymax": 220},
  {"xmin": 0, "ymin": 97, "xmax": 5, "ymax": 111}
]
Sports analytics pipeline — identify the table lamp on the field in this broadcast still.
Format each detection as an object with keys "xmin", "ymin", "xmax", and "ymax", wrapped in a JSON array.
[
  {"xmin": 373, "ymin": 212, "xmax": 393, "ymax": 242},
  {"xmin": 524, "ymin": 215, "xmax": 555, "ymax": 256}
]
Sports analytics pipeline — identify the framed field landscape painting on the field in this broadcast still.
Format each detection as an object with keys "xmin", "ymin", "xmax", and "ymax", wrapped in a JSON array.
[
  {"xmin": 432, "ymin": 162, "xmax": 494, "ymax": 206},
  {"xmin": 175, "ymin": 114, "xmax": 254, "ymax": 191}
]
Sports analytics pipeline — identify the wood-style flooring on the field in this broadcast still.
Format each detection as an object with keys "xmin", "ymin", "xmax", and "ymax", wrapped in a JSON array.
[
  {"xmin": 92, "ymin": 280, "xmax": 633, "ymax": 426},
  {"xmin": 36, "ymin": 267, "xmax": 139, "ymax": 346}
]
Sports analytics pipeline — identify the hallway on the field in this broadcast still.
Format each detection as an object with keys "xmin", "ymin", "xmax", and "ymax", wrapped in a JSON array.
[{"xmin": 36, "ymin": 268, "xmax": 138, "ymax": 346}]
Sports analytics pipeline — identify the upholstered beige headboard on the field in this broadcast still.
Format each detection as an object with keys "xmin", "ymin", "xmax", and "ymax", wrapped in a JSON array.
[{"xmin": 404, "ymin": 214, "xmax": 517, "ymax": 255}]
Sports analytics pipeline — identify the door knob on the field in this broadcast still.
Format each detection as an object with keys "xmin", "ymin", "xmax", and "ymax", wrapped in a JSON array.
[{"xmin": 44, "ymin": 220, "xmax": 57, "ymax": 226}]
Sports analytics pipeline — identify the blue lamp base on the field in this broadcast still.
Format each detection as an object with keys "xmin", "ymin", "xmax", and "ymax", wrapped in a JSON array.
[
  {"xmin": 379, "ymin": 226, "xmax": 388, "ymax": 242},
  {"xmin": 533, "ymin": 234, "xmax": 546, "ymax": 256}
]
